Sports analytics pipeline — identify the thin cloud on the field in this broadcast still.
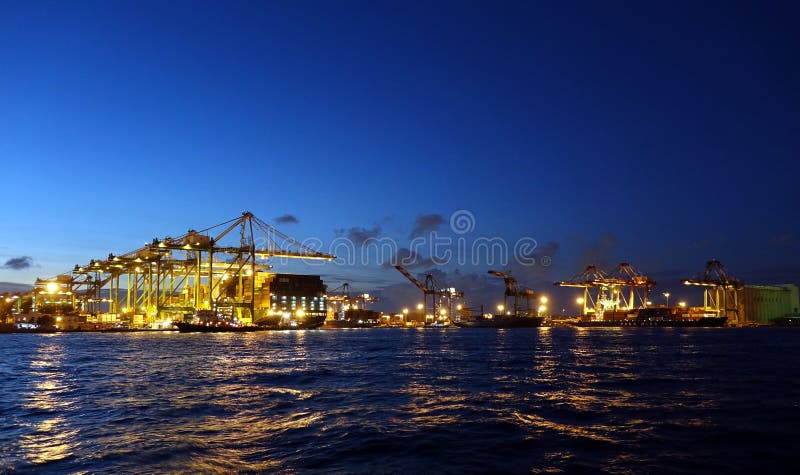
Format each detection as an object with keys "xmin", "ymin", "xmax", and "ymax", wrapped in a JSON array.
[
  {"xmin": 769, "ymin": 234, "xmax": 793, "ymax": 247},
  {"xmin": 577, "ymin": 235, "xmax": 617, "ymax": 269},
  {"xmin": 383, "ymin": 247, "xmax": 435, "ymax": 269},
  {"xmin": 336, "ymin": 226, "xmax": 382, "ymax": 246},
  {"xmin": 275, "ymin": 214, "xmax": 299, "ymax": 224},
  {"xmin": 410, "ymin": 213, "xmax": 445, "ymax": 238},
  {"xmin": 1, "ymin": 256, "xmax": 34, "ymax": 270}
]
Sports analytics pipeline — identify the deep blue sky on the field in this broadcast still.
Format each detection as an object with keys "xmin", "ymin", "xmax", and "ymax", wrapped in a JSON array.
[{"xmin": 1, "ymin": 1, "xmax": 798, "ymax": 309}]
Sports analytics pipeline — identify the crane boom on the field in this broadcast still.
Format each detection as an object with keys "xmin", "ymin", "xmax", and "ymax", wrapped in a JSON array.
[
  {"xmin": 488, "ymin": 270, "xmax": 517, "ymax": 296},
  {"xmin": 394, "ymin": 266, "xmax": 429, "ymax": 292}
]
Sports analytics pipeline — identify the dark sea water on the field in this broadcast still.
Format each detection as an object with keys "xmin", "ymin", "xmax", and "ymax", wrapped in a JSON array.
[{"xmin": 1, "ymin": 328, "xmax": 799, "ymax": 474}]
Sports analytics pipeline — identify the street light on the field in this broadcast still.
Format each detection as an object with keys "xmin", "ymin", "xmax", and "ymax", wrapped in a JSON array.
[
  {"xmin": 663, "ymin": 292, "xmax": 670, "ymax": 307},
  {"xmin": 678, "ymin": 301, "xmax": 686, "ymax": 308},
  {"xmin": 575, "ymin": 296, "xmax": 585, "ymax": 317},
  {"xmin": 540, "ymin": 296, "xmax": 548, "ymax": 304},
  {"xmin": 497, "ymin": 304, "xmax": 505, "ymax": 313},
  {"xmin": 416, "ymin": 303, "xmax": 424, "ymax": 310}
]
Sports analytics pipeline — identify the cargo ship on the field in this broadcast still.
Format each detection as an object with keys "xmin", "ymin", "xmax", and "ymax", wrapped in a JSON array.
[
  {"xmin": 453, "ymin": 314, "xmax": 544, "ymax": 328},
  {"xmin": 322, "ymin": 309, "xmax": 382, "ymax": 329},
  {"xmin": 572, "ymin": 307, "xmax": 727, "ymax": 328},
  {"xmin": 175, "ymin": 310, "xmax": 326, "ymax": 332}
]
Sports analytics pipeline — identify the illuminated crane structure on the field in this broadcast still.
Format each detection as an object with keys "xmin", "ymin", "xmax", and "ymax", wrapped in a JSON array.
[
  {"xmin": 554, "ymin": 263, "xmax": 655, "ymax": 318},
  {"xmin": 683, "ymin": 259, "xmax": 741, "ymax": 323},
  {"xmin": 487, "ymin": 270, "xmax": 537, "ymax": 316},
  {"xmin": 326, "ymin": 282, "xmax": 378, "ymax": 319},
  {"xmin": 394, "ymin": 266, "xmax": 463, "ymax": 322},
  {"xmin": 554, "ymin": 265, "xmax": 609, "ymax": 317},
  {"xmin": 34, "ymin": 212, "xmax": 334, "ymax": 327},
  {"xmin": 608, "ymin": 262, "xmax": 656, "ymax": 310}
]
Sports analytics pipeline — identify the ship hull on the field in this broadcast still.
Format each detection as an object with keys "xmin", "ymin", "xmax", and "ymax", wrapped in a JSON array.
[
  {"xmin": 322, "ymin": 320, "xmax": 379, "ymax": 329},
  {"xmin": 453, "ymin": 315, "xmax": 544, "ymax": 328},
  {"xmin": 175, "ymin": 315, "xmax": 326, "ymax": 332},
  {"xmin": 174, "ymin": 323, "xmax": 263, "ymax": 332},
  {"xmin": 572, "ymin": 317, "xmax": 728, "ymax": 328}
]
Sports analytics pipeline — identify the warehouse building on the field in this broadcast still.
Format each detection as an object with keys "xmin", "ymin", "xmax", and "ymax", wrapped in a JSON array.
[{"xmin": 739, "ymin": 284, "xmax": 799, "ymax": 324}]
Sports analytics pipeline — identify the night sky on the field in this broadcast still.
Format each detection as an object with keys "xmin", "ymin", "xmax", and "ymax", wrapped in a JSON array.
[{"xmin": 1, "ymin": 1, "xmax": 798, "ymax": 311}]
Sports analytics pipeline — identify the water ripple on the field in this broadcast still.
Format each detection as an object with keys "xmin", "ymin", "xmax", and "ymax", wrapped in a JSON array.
[{"xmin": 1, "ymin": 329, "xmax": 799, "ymax": 473}]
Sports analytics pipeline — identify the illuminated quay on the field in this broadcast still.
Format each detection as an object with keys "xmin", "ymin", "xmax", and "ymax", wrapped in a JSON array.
[
  {"xmin": 1, "ymin": 215, "xmax": 798, "ymax": 331},
  {"xmin": 8, "ymin": 212, "xmax": 334, "ymax": 330}
]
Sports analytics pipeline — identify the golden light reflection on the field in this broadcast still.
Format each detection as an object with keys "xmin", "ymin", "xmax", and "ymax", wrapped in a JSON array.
[
  {"xmin": 396, "ymin": 382, "xmax": 471, "ymax": 426},
  {"xmin": 19, "ymin": 340, "xmax": 75, "ymax": 466},
  {"xmin": 511, "ymin": 411, "xmax": 619, "ymax": 444}
]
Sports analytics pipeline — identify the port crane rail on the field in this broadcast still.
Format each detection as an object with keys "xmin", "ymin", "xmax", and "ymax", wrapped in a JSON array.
[{"xmin": 33, "ymin": 212, "xmax": 334, "ymax": 327}]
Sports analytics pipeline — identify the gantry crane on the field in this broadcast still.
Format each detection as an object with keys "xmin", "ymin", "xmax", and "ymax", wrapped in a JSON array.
[
  {"xmin": 394, "ymin": 266, "xmax": 463, "ymax": 322},
  {"xmin": 327, "ymin": 282, "xmax": 378, "ymax": 319},
  {"xmin": 555, "ymin": 263, "xmax": 656, "ymax": 318},
  {"xmin": 554, "ymin": 265, "xmax": 610, "ymax": 317},
  {"xmin": 36, "ymin": 211, "xmax": 335, "ymax": 327},
  {"xmin": 487, "ymin": 270, "xmax": 536, "ymax": 316},
  {"xmin": 684, "ymin": 259, "xmax": 741, "ymax": 323},
  {"xmin": 608, "ymin": 262, "xmax": 656, "ymax": 310}
]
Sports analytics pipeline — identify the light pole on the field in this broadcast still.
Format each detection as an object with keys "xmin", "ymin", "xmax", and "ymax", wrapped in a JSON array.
[
  {"xmin": 663, "ymin": 292, "xmax": 670, "ymax": 307},
  {"xmin": 576, "ymin": 297, "xmax": 584, "ymax": 317}
]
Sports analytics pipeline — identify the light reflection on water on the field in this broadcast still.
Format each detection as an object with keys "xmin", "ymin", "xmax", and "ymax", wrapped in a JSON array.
[
  {"xmin": 15, "ymin": 338, "xmax": 77, "ymax": 467},
  {"xmin": 0, "ymin": 328, "xmax": 799, "ymax": 473}
]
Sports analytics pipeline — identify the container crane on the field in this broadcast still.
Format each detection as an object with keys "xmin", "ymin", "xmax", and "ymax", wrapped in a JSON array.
[
  {"xmin": 394, "ymin": 266, "xmax": 463, "ymax": 323},
  {"xmin": 608, "ymin": 262, "xmax": 656, "ymax": 310},
  {"xmin": 554, "ymin": 265, "xmax": 609, "ymax": 317},
  {"xmin": 487, "ymin": 270, "xmax": 536, "ymax": 316},
  {"xmin": 684, "ymin": 259, "xmax": 742, "ymax": 323},
  {"xmin": 327, "ymin": 282, "xmax": 378, "ymax": 319}
]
